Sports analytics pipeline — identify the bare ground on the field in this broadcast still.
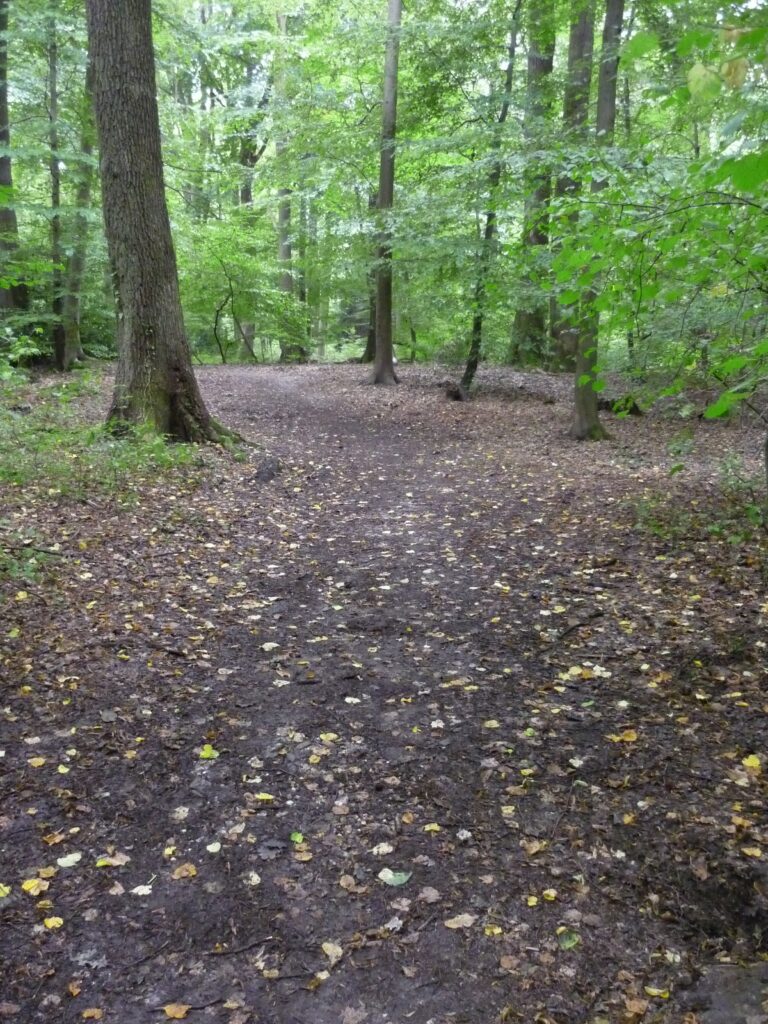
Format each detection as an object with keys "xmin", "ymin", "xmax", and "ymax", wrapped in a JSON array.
[{"xmin": 1, "ymin": 363, "xmax": 767, "ymax": 1024}]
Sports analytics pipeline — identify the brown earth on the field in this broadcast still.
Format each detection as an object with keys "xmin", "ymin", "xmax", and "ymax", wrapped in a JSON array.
[{"xmin": 1, "ymin": 363, "xmax": 767, "ymax": 1024}]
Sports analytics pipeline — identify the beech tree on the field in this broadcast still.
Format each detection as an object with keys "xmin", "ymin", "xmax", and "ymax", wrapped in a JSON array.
[
  {"xmin": 84, "ymin": 0, "xmax": 227, "ymax": 441},
  {"xmin": 372, "ymin": 0, "xmax": 402, "ymax": 386},
  {"xmin": 0, "ymin": 0, "xmax": 27, "ymax": 312}
]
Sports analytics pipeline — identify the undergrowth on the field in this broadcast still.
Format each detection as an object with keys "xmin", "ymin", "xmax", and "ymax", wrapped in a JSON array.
[{"xmin": 1, "ymin": 375, "xmax": 202, "ymax": 498}]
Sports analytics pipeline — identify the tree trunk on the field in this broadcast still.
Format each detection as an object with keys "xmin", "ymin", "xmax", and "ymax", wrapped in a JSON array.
[
  {"xmin": 570, "ymin": 0, "xmax": 624, "ymax": 441},
  {"xmin": 85, "ymin": 0, "xmax": 229, "ymax": 442},
  {"xmin": 461, "ymin": 2, "xmax": 522, "ymax": 391},
  {"xmin": 372, "ymin": 0, "xmax": 402, "ymax": 386},
  {"xmin": 60, "ymin": 63, "xmax": 95, "ymax": 369},
  {"xmin": 550, "ymin": 0, "xmax": 594, "ymax": 371},
  {"xmin": 361, "ymin": 190, "xmax": 377, "ymax": 363},
  {"xmin": 0, "ymin": 0, "xmax": 28, "ymax": 312},
  {"xmin": 509, "ymin": 1, "xmax": 555, "ymax": 365},
  {"xmin": 48, "ymin": 6, "xmax": 66, "ymax": 368}
]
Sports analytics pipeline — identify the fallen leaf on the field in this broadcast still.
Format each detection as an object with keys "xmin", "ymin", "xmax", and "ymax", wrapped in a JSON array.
[
  {"xmin": 82, "ymin": 1011, "xmax": 103, "ymax": 1021},
  {"xmin": 321, "ymin": 940, "xmax": 344, "ymax": 966},
  {"xmin": 43, "ymin": 917, "xmax": 64, "ymax": 929},
  {"xmin": 199, "ymin": 743, "xmax": 219, "ymax": 760},
  {"xmin": 0, "ymin": 884, "xmax": 11, "ymax": 899},
  {"xmin": 163, "ymin": 1005, "xmax": 191, "ymax": 1020},
  {"xmin": 21, "ymin": 878, "xmax": 49, "ymax": 896},
  {"xmin": 172, "ymin": 863, "xmax": 198, "ymax": 879},
  {"xmin": 57, "ymin": 852, "xmax": 82, "ymax": 868},
  {"xmin": 444, "ymin": 913, "xmax": 477, "ymax": 929},
  {"xmin": 378, "ymin": 868, "xmax": 411, "ymax": 886},
  {"xmin": 95, "ymin": 852, "xmax": 130, "ymax": 868},
  {"xmin": 607, "ymin": 729, "xmax": 638, "ymax": 743}
]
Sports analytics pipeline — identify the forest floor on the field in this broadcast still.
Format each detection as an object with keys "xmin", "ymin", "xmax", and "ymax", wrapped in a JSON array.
[{"xmin": 1, "ymin": 363, "xmax": 767, "ymax": 1024}]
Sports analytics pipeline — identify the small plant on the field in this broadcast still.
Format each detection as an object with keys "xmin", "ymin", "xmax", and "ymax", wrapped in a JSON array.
[{"xmin": 0, "ymin": 327, "xmax": 44, "ymax": 383}]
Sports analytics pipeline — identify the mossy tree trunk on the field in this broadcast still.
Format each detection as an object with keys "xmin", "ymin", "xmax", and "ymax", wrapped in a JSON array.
[
  {"xmin": 0, "ymin": 0, "xmax": 28, "ymax": 313},
  {"xmin": 85, "ymin": 0, "xmax": 228, "ymax": 442}
]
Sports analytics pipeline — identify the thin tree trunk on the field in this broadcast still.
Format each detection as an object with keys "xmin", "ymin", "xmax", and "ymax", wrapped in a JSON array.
[
  {"xmin": 510, "ymin": 1, "xmax": 555, "ymax": 365},
  {"xmin": 372, "ymin": 0, "xmax": 402, "ymax": 386},
  {"xmin": 550, "ymin": 1, "xmax": 595, "ymax": 371},
  {"xmin": 461, "ymin": 2, "xmax": 522, "ymax": 392},
  {"xmin": 85, "ymin": 0, "xmax": 230, "ymax": 441},
  {"xmin": 60, "ymin": 61, "xmax": 96, "ymax": 369},
  {"xmin": 571, "ymin": 0, "xmax": 625, "ymax": 441},
  {"xmin": 361, "ymin": 190, "xmax": 377, "ymax": 363},
  {"xmin": 0, "ymin": 0, "xmax": 28, "ymax": 312},
  {"xmin": 48, "ymin": 6, "xmax": 66, "ymax": 368}
]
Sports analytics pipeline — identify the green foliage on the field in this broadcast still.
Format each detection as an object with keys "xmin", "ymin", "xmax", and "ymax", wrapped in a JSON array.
[{"xmin": 0, "ymin": 376, "xmax": 200, "ymax": 501}]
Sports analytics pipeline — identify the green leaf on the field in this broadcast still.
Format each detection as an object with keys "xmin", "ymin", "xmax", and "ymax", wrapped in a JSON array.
[
  {"xmin": 199, "ymin": 743, "xmax": 220, "ymax": 760},
  {"xmin": 704, "ymin": 392, "xmax": 741, "ymax": 419},
  {"xmin": 623, "ymin": 32, "xmax": 659, "ymax": 61},
  {"xmin": 290, "ymin": 831, "xmax": 304, "ymax": 844},
  {"xmin": 377, "ymin": 868, "xmax": 412, "ymax": 886},
  {"xmin": 729, "ymin": 152, "xmax": 768, "ymax": 193},
  {"xmin": 687, "ymin": 62, "xmax": 721, "ymax": 101},
  {"xmin": 557, "ymin": 928, "xmax": 582, "ymax": 950},
  {"xmin": 676, "ymin": 28, "xmax": 716, "ymax": 56}
]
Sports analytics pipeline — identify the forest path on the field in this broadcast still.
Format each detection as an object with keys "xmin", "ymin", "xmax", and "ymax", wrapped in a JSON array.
[{"xmin": 1, "ymin": 364, "xmax": 766, "ymax": 1024}]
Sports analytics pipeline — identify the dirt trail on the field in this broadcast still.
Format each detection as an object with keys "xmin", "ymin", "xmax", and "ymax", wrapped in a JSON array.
[{"xmin": 1, "ymin": 364, "xmax": 767, "ymax": 1024}]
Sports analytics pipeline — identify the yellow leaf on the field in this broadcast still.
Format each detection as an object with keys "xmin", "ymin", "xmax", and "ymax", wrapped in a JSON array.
[
  {"xmin": 423, "ymin": 823, "xmax": 441, "ymax": 833},
  {"xmin": 15, "ymin": 590, "xmax": 29, "ymax": 601},
  {"xmin": 741, "ymin": 846, "xmax": 763, "ymax": 858},
  {"xmin": 444, "ymin": 913, "xmax": 477, "ymax": 929},
  {"xmin": 44, "ymin": 917, "xmax": 64, "ymax": 929},
  {"xmin": 82, "ymin": 1011, "xmax": 103, "ymax": 1021},
  {"xmin": 21, "ymin": 878, "xmax": 49, "ymax": 896},
  {"xmin": 254, "ymin": 792, "xmax": 275, "ymax": 802},
  {"xmin": 43, "ymin": 832, "xmax": 66, "ymax": 845},
  {"xmin": 0, "ymin": 883, "xmax": 11, "ymax": 899},
  {"xmin": 483, "ymin": 719, "xmax": 500, "ymax": 729},
  {"xmin": 163, "ymin": 1004, "xmax": 191, "ymax": 1019},
  {"xmin": 321, "ymin": 940, "xmax": 343, "ymax": 966},
  {"xmin": 526, "ymin": 895, "xmax": 539, "ymax": 907},
  {"xmin": 319, "ymin": 732, "xmax": 338, "ymax": 743},
  {"xmin": 57, "ymin": 764, "xmax": 71, "ymax": 774},
  {"xmin": 95, "ymin": 852, "xmax": 130, "ymax": 868},
  {"xmin": 542, "ymin": 889, "xmax": 557, "ymax": 901},
  {"xmin": 28, "ymin": 757, "xmax": 46, "ymax": 768},
  {"xmin": 607, "ymin": 729, "xmax": 638, "ymax": 743},
  {"xmin": 68, "ymin": 981, "xmax": 81, "ymax": 997},
  {"xmin": 38, "ymin": 866, "xmax": 57, "ymax": 879},
  {"xmin": 742, "ymin": 754, "xmax": 761, "ymax": 773},
  {"xmin": 643, "ymin": 986, "xmax": 670, "ymax": 999},
  {"xmin": 484, "ymin": 924, "xmax": 503, "ymax": 936},
  {"xmin": 172, "ymin": 863, "xmax": 198, "ymax": 879}
]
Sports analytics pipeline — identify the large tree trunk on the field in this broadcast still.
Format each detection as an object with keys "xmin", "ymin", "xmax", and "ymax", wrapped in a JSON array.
[
  {"xmin": 570, "ymin": 0, "xmax": 624, "ymax": 441},
  {"xmin": 60, "ymin": 62, "xmax": 96, "ymax": 370},
  {"xmin": 0, "ymin": 0, "xmax": 28, "ymax": 312},
  {"xmin": 48, "ymin": 6, "xmax": 66, "ymax": 368},
  {"xmin": 509, "ymin": 1, "xmax": 555, "ymax": 365},
  {"xmin": 461, "ymin": 2, "xmax": 522, "ymax": 392},
  {"xmin": 550, "ymin": 0, "xmax": 594, "ymax": 371},
  {"xmin": 372, "ymin": 0, "xmax": 402, "ymax": 386},
  {"xmin": 85, "ymin": 0, "xmax": 228, "ymax": 441}
]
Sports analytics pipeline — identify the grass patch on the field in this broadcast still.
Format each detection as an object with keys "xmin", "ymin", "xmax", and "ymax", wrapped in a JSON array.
[{"xmin": 0, "ymin": 373, "xmax": 203, "ymax": 501}]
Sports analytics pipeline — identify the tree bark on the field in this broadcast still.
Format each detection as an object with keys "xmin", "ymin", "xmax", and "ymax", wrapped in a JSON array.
[
  {"xmin": 550, "ymin": 0, "xmax": 595, "ymax": 371},
  {"xmin": 0, "ymin": 0, "xmax": 28, "ymax": 312},
  {"xmin": 85, "ymin": 0, "xmax": 228, "ymax": 441},
  {"xmin": 60, "ymin": 61, "xmax": 96, "ymax": 370},
  {"xmin": 361, "ymin": 190, "xmax": 377, "ymax": 364},
  {"xmin": 461, "ymin": 1, "xmax": 522, "ymax": 392},
  {"xmin": 372, "ymin": 0, "xmax": 402, "ymax": 386},
  {"xmin": 48, "ymin": 6, "xmax": 66, "ymax": 368},
  {"xmin": 509, "ymin": 1, "xmax": 555, "ymax": 364},
  {"xmin": 570, "ymin": 0, "xmax": 624, "ymax": 441}
]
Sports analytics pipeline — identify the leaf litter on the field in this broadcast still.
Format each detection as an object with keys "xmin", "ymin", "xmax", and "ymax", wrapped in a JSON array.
[{"xmin": 0, "ymin": 364, "xmax": 766, "ymax": 1022}]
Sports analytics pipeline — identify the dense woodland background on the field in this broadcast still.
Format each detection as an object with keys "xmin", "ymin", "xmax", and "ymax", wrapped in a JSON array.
[{"xmin": 0, "ymin": 0, "xmax": 766, "ymax": 439}]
